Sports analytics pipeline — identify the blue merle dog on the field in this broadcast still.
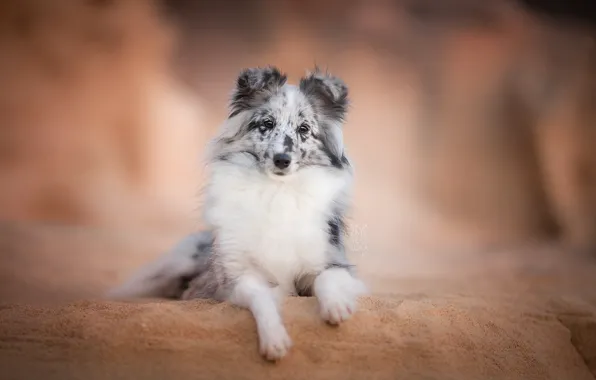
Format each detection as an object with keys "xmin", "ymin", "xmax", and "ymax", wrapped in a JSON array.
[{"xmin": 108, "ymin": 66, "xmax": 367, "ymax": 361}]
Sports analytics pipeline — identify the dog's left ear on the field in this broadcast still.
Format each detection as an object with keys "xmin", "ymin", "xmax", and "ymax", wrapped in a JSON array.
[{"xmin": 299, "ymin": 69, "xmax": 349, "ymax": 123}]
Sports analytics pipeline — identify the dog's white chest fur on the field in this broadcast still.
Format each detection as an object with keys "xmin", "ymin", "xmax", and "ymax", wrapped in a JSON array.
[{"xmin": 204, "ymin": 163, "xmax": 350, "ymax": 292}]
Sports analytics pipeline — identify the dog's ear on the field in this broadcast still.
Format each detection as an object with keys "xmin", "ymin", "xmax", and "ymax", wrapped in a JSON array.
[
  {"xmin": 299, "ymin": 68, "xmax": 349, "ymax": 123},
  {"xmin": 229, "ymin": 66, "xmax": 287, "ymax": 117}
]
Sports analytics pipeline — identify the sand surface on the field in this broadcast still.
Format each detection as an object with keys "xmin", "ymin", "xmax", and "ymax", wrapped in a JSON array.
[{"xmin": 1, "ymin": 222, "xmax": 596, "ymax": 380}]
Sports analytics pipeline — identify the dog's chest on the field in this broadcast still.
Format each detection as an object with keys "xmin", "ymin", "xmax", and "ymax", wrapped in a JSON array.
[
  {"xmin": 206, "ymin": 168, "xmax": 345, "ymax": 288},
  {"xmin": 244, "ymin": 187, "xmax": 327, "ymax": 282}
]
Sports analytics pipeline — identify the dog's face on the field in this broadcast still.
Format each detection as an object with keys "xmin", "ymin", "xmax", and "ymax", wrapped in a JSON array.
[{"xmin": 210, "ymin": 67, "xmax": 350, "ymax": 178}]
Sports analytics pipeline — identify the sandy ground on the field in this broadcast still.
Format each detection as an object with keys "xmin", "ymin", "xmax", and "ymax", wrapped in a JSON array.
[{"xmin": 0, "ymin": 221, "xmax": 595, "ymax": 380}]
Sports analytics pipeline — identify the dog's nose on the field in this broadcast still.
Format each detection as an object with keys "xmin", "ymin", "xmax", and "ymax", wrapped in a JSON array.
[{"xmin": 273, "ymin": 153, "xmax": 291, "ymax": 169}]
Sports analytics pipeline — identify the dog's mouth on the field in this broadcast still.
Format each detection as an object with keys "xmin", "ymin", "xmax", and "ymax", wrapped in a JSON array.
[{"xmin": 267, "ymin": 167, "xmax": 295, "ymax": 178}]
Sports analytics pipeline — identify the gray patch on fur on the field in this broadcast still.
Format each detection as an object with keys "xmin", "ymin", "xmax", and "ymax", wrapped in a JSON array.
[
  {"xmin": 283, "ymin": 134, "xmax": 294, "ymax": 152},
  {"xmin": 181, "ymin": 234, "xmax": 231, "ymax": 301},
  {"xmin": 171, "ymin": 231, "xmax": 215, "ymax": 298},
  {"xmin": 327, "ymin": 215, "xmax": 345, "ymax": 247},
  {"xmin": 324, "ymin": 207, "xmax": 354, "ymax": 276},
  {"xmin": 180, "ymin": 260, "xmax": 222, "ymax": 300}
]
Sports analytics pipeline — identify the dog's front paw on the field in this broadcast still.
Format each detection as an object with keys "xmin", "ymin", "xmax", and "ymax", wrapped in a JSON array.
[
  {"xmin": 318, "ymin": 291, "xmax": 357, "ymax": 325},
  {"xmin": 258, "ymin": 323, "xmax": 293, "ymax": 361},
  {"xmin": 317, "ymin": 276, "xmax": 366, "ymax": 325}
]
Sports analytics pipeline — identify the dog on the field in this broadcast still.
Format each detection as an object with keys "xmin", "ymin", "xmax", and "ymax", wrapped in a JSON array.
[{"xmin": 107, "ymin": 66, "xmax": 367, "ymax": 361}]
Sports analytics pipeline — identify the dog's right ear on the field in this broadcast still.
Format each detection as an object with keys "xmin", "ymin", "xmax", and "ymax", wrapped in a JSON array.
[{"xmin": 229, "ymin": 66, "xmax": 287, "ymax": 118}]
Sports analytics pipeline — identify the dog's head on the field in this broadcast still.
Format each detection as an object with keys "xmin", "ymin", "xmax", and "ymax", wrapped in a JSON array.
[{"xmin": 209, "ymin": 66, "xmax": 350, "ymax": 178}]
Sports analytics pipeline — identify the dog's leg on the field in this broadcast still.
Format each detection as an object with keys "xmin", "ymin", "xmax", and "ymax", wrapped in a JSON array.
[
  {"xmin": 107, "ymin": 231, "xmax": 213, "ymax": 300},
  {"xmin": 228, "ymin": 274, "xmax": 292, "ymax": 361},
  {"xmin": 313, "ymin": 267, "xmax": 367, "ymax": 325}
]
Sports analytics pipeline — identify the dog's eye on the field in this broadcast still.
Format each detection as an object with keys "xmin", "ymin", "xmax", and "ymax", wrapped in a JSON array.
[
  {"xmin": 298, "ymin": 124, "xmax": 310, "ymax": 134},
  {"xmin": 257, "ymin": 119, "xmax": 275, "ymax": 133}
]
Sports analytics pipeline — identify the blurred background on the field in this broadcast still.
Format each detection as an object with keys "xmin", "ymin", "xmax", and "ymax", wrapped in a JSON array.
[{"xmin": 0, "ymin": 0, "xmax": 595, "ymax": 302}]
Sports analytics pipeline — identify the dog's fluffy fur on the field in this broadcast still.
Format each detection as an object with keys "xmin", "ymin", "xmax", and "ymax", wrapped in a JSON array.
[{"xmin": 108, "ymin": 66, "xmax": 367, "ymax": 361}]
